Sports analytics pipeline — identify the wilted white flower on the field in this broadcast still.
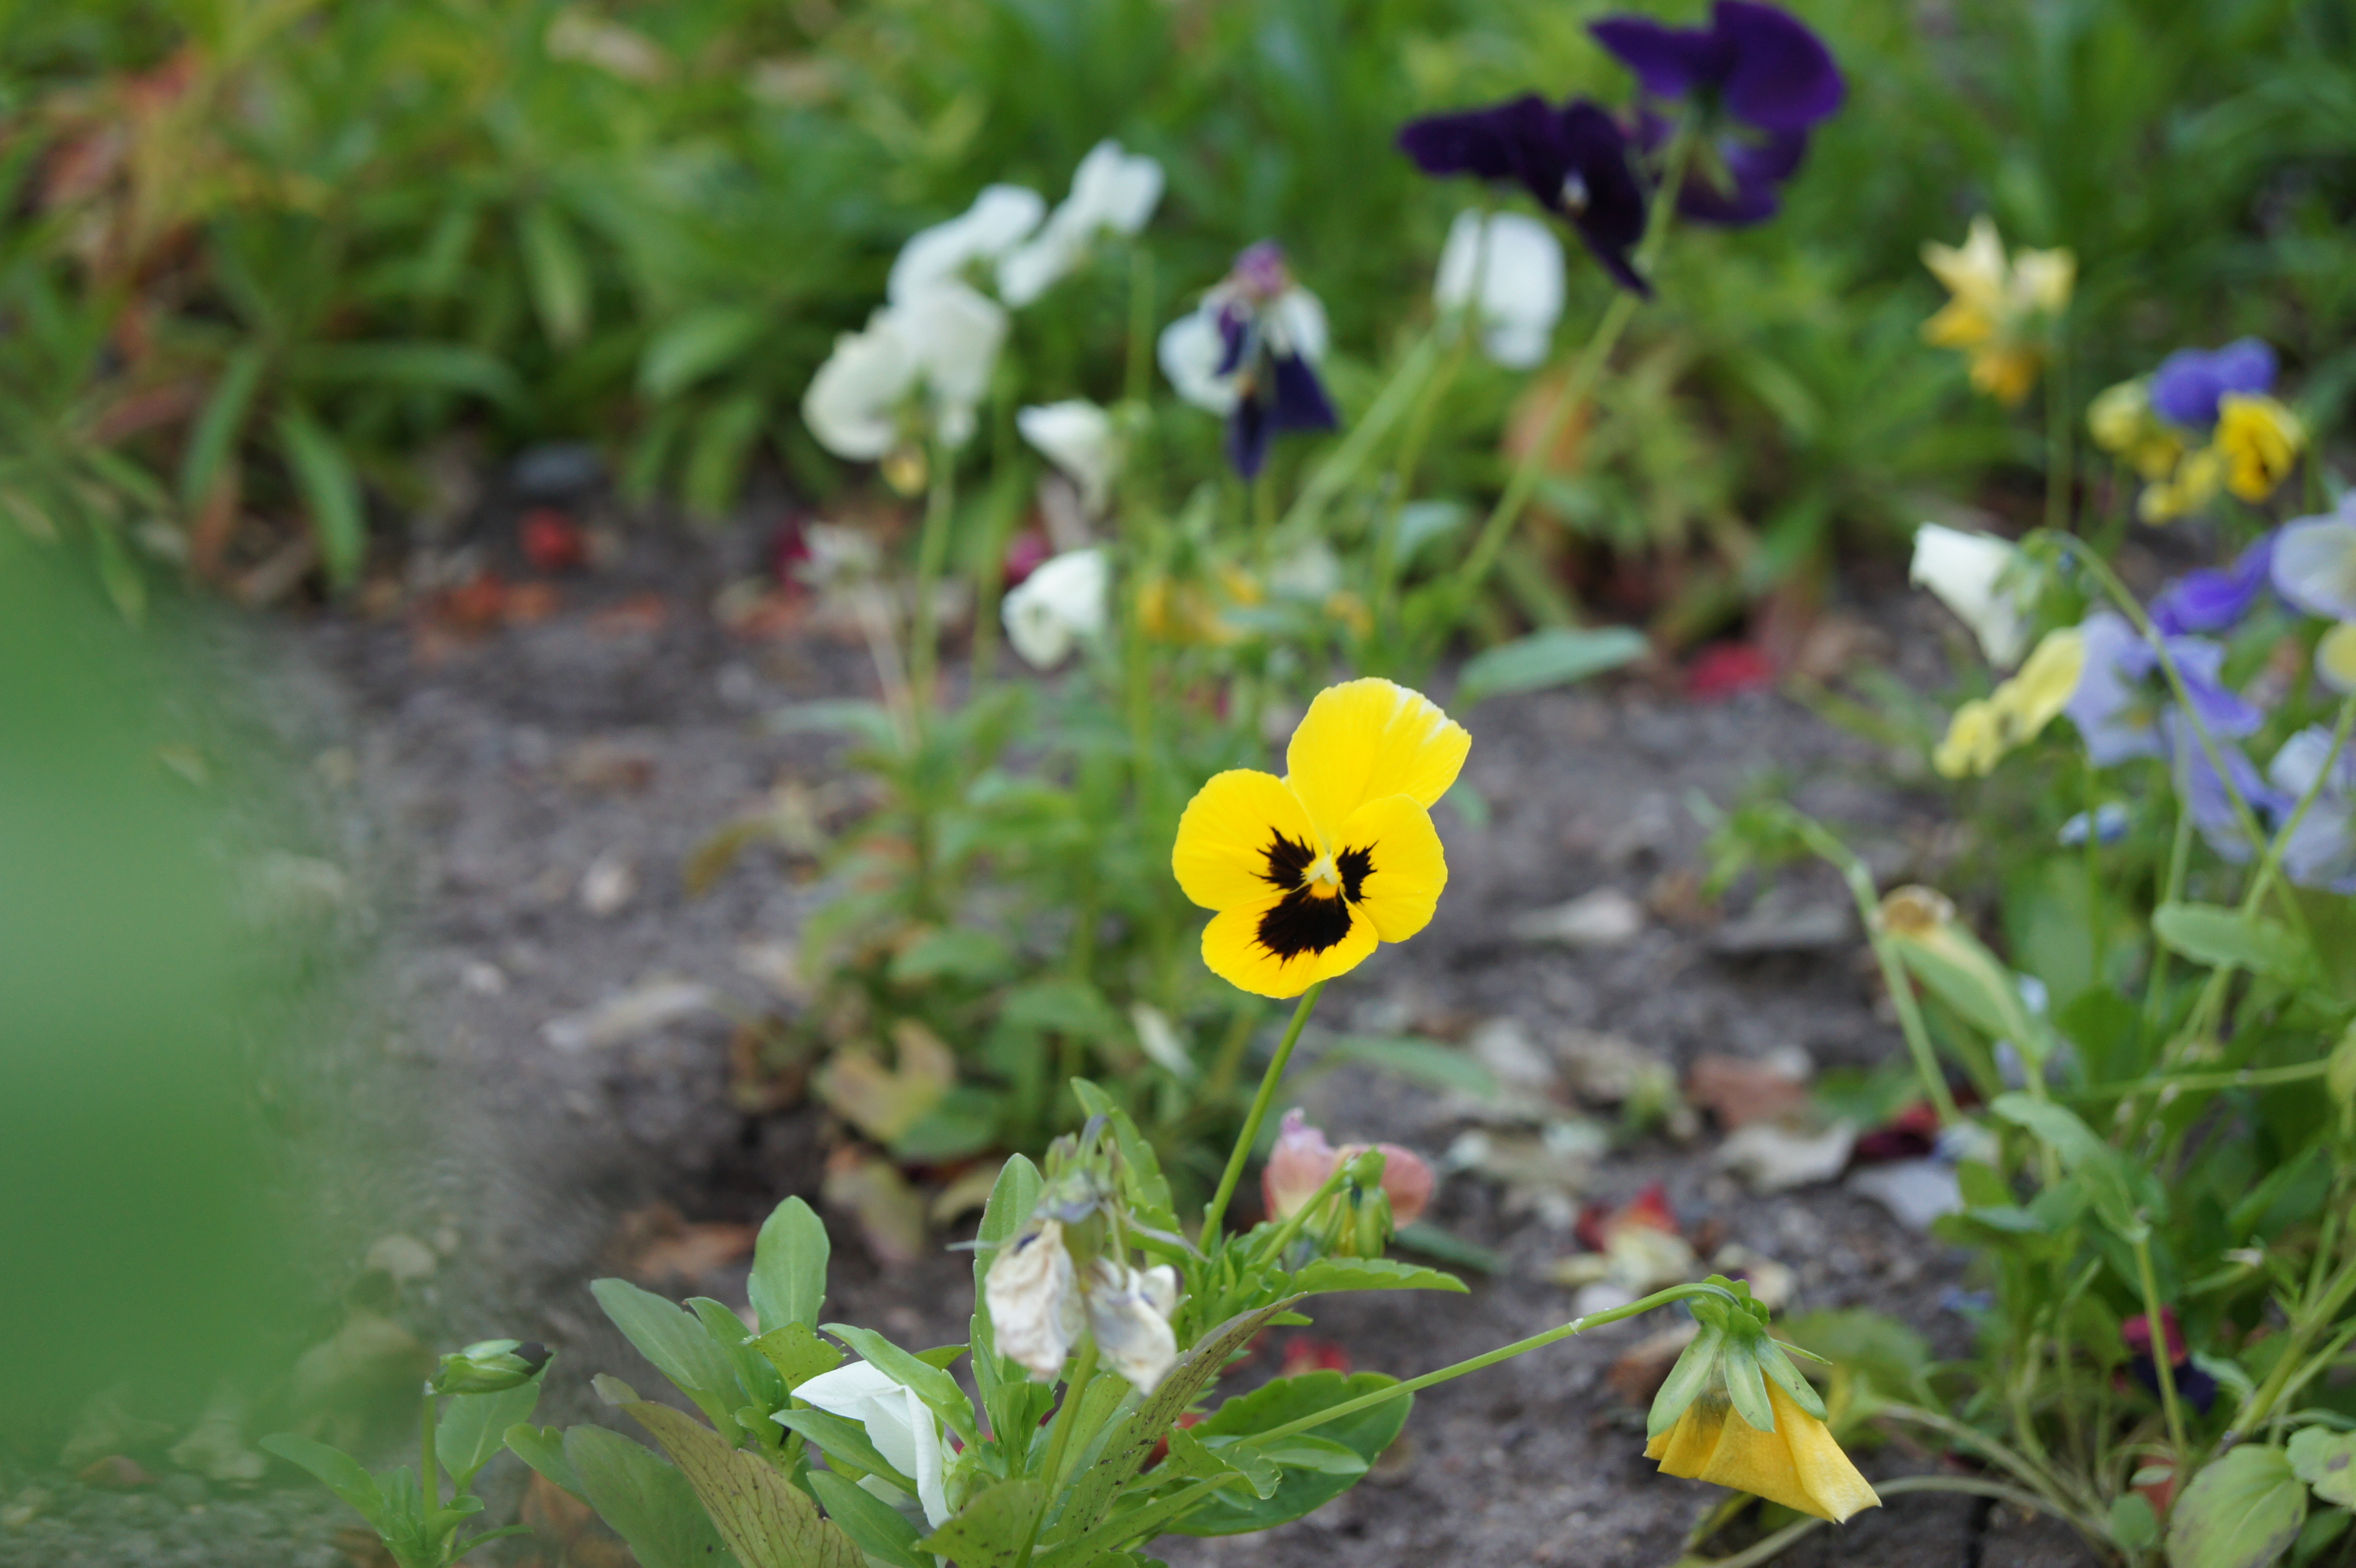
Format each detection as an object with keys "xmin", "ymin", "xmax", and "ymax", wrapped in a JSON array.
[
  {"xmin": 984, "ymin": 1220, "xmax": 1083, "ymax": 1381},
  {"xmin": 1003, "ymin": 547, "xmax": 1109, "ymax": 669},
  {"xmin": 1434, "ymin": 210, "xmax": 1566, "ymax": 370},
  {"xmin": 801, "ymin": 282, "xmax": 1010, "ymax": 460},
  {"xmin": 889, "ymin": 185, "xmax": 1045, "ymax": 304},
  {"xmin": 1083, "ymin": 1259, "xmax": 1181, "ymax": 1394},
  {"xmin": 1000, "ymin": 141, "xmax": 1165, "ymax": 307},
  {"xmin": 1910, "ymin": 522, "xmax": 2032, "ymax": 668},
  {"xmin": 1017, "ymin": 401, "xmax": 1122, "ymax": 514},
  {"xmin": 789, "ymin": 1361, "xmax": 951, "ymax": 1527}
]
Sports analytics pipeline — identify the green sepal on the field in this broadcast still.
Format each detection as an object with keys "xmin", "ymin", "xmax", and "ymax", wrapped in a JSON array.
[
  {"xmin": 1754, "ymin": 1338, "xmax": 1828, "ymax": 1421},
  {"xmin": 1646, "ymin": 1322, "xmax": 1726, "ymax": 1440},
  {"xmin": 1720, "ymin": 1336, "xmax": 1776, "ymax": 1434}
]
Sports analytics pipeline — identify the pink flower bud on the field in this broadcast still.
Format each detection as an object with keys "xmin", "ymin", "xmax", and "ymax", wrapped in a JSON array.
[{"xmin": 1258, "ymin": 1108, "xmax": 1436, "ymax": 1228}]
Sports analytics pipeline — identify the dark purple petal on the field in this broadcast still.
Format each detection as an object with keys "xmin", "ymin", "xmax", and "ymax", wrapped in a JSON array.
[
  {"xmin": 1589, "ymin": 14, "xmax": 1730, "ymax": 100},
  {"xmin": 2149, "ymin": 338, "xmax": 2279, "ymax": 428},
  {"xmin": 1398, "ymin": 95, "xmax": 1567, "ymax": 210},
  {"xmin": 2151, "ymin": 532, "xmax": 2278, "ymax": 636},
  {"xmin": 1559, "ymin": 100, "xmax": 1653, "ymax": 295},
  {"xmin": 1266, "ymin": 352, "xmax": 1339, "ymax": 435},
  {"xmin": 1676, "ymin": 128, "xmax": 1810, "ymax": 226},
  {"xmin": 1713, "ymin": 1, "xmax": 1845, "ymax": 131},
  {"xmin": 1214, "ymin": 307, "xmax": 1250, "ymax": 378},
  {"xmin": 1226, "ymin": 390, "xmax": 1271, "ymax": 479}
]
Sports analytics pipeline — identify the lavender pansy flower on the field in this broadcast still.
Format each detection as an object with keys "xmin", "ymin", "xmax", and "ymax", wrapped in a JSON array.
[
  {"xmin": 2151, "ymin": 531, "xmax": 2278, "ymax": 637},
  {"xmin": 1590, "ymin": 1, "xmax": 1845, "ymax": 133},
  {"xmin": 2066, "ymin": 611, "xmax": 2264, "ymax": 768},
  {"xmin": 2165, "ymin": 712, "xmax": 2288, "ymax": 865},
  {"xmin": 2267, "ymin": 726, "xmax": 2356, "ymax": 893},
  {"xmin": 2147, "ymin": 338, "xmax": 2276, "ymax": 429},
  {"xmin": 1157, "ymin": 242, "xmax": 1337, "ymax": 479},
  {"xmin": 1398, "ymin": 96, "xmax": 1652, "ymax": 295},
  {"xmin": 2270, "ymin": 495, "xmax": 2356, "ymax": 622}
]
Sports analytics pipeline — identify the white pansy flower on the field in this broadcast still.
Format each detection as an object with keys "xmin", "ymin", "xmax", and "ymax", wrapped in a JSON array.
[
  {"xmin": 801, "ymin": 282, "xmax": 1009, "ymax": 460},
  {"xmin": 788, "ymin": 1361, "xmax": 951, "ymax": 1527},
  {"xmin": 1003, "ymin": 547, "xmax": 1109, "ymax": 669},
  {"xmin": 984, "ymin": 1220, "xmax": 1084, "ymax": 1380},
  {"xmin": 1434, "ymin": 210, "xmax": 1566, "ymax": 370},
  {"xmin": 1017, "ymin": 401, "xmax": 1122, "ymax": 514},
  {"xmin": 1083, "ymin": 1259, "xmax": 1181, "ymax": 1395},
  {"xmin": 889, "ymin": 185, "xmax": 1045, "ymax": 304},
  {"xmin": 1910, "ymin": 522, "xmax": 2032, "ymax": 668},
  {"xmin": 1156, "ymin": 284, "xmax": 1328, "ymax": 418},
  {"xmin": 1000, "ymin": 140, "xmax": 1165, "ymax": 307}
]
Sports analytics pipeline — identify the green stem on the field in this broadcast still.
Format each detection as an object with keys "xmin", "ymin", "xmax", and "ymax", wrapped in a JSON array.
[
  {"xmin": 2141, "ymin": 802, "xmax": 2194, "ymax": 1037},
  {"xmin": 907, "ymin": 440, "xmax": 958, "ymax": 711},
  {"xmin": 1015, "ymin": 1338, "xmax": 1100, "ymax": 1568},
  {"xmin": 2063, "ymin": 1059, "xmax": 2340, "ymax": 1099},
  {"xmin": 1198, "ymin": 983, "xmax": 1324, "ymax": 1246},
  {"xmin": 2130, "ymin": 1228, "xmax": 2190, "ymax": 1462},
  {"xmin": 420, "ymin": 1387, "xmax": 440, "ymax": 1512},
  {"xmin": 2045, "ymin": 330, "xmax": 2072, "ymax": 537},
  {"xmin": 1276, "ymin": 326, "xmax": 1447, "ymax": 542},
  {"xmin": 1249, "ymin": 1153, "xmax": 1356, "ymax": 1265},
  {"xmin": 2227, "ymin": 1247, "xmax": 2356, "ymax": 1440},
  {"xmin": 1124, "ymin": 247, "xmax": 1156, "ymax": 409}
]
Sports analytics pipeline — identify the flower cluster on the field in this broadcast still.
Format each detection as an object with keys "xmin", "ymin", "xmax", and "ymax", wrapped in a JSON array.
[
  {"xmin": 1399, "ymin": 1, "xmax": 1844, "ymax": 297},
  {"xmin": 2088, "ymin": 338, "xmax": 2306, "ymax": 522},
  {"xmin": 1261, "ymin": 1107, "xmax": 1436, "ymax": 1255},
  {"xmin": 802, "ymin": 140, "xmax": 1163, "ymax": 481},
  {"xmin": 981, "ymin": 1168, "xmax": 1185, "ymax": 1395},
  {"xmin": 1919, "ymin": 217, "xmax": 2074, "ymax": 406}
]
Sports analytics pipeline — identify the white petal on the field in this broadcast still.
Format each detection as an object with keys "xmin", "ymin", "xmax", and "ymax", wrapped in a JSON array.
[
  {"xmin": 1158, "ymin": 308, "xmax": 1239, "ymax": 415},
  {"xmin": 997, "ymin": 234, "xmax": 1079, "ymax": 307},
  {"xmin": 1017, "ymin": 401, "xmax": 1120, "ymax": 513},
  {"xmin": 1910, "ymin": 522, "xmax": 2029, "ymax": 667},
  {"xmin": 2273, "ymin": 514, "xmax": 2356, "ymax": 622},
  {"xmin": 792, "ymin": 1361, "xmax": 905, "ymax": 1413},
  {"xmin": 903, "ymin": 1383, "xmax": 950, "ymax": 1528},
  {"xmin": 1435, "ymin": 211, "xmax": 1564, "ymax": 370},
  {"xmin": 891, "ymin": 283, "xmax": 1009, "ymax": 449},
  {"xmin": 889, "ymin": 184, "xmax": 1045, "ymax": 302},
  {"xmin": 1265, "ymin": 286, "xmax": 1329, "ymax": 364},
  {"xmin": 801, "ymin": 319, "xmax": 915, "ymax": 460},
  {"xmin": 1002, "ymin": 548, "xmax": 1108, "ymax": 668}
]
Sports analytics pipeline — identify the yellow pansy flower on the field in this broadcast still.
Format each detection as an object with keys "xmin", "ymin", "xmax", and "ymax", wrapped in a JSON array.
[
  {"xmin": 2214, "ymin": 393, "xmax": 2304, "ymax": 503},
  {"xmin": 1171, "ymin": 679, "xmax": 1466, "ymax": 997},
  {"xmin": 1920, "ymin": 217, "xmax": 2074, "ymax": 407},
  {"xmin": 2138, "ymin": 444, "xmax": 2223, "ymax": 524},
  {"xmin": 1647, "ymin": 1383, "xmax": 1882, "ymax": 1523},
  {"xmin": 2087, "ymin": 380, "xmax": 2186, "ymax": 481},
  {"xmin": 1933, "ymin": 626, "xmax": 2085, "ymax": 779}
]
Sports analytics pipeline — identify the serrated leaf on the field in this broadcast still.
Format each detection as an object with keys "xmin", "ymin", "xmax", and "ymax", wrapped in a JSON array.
[
  {"xmin": 1159, "ymin": 1425, "xmax": 1239, "ymax": 1482},
  {"xmin": 2153, "ymin": 903, "xmax": 2312, "ymax": 983},
  {"xmin": 1457, "ymin": 626, "xmax": 1649, "ymax": 705},
  {"xmin": 1286, "ymin": 1256, "xmax": 1466, "ymax": 1296},
  {"xmin": 2167, "ymin": 1444, "xmax": 2307, "ymax": 1568},
  {"xmin": 629, "ymin": 1401, "xmax": 860, "ymax": 1568},
  {"xmin": 916, "ymin": 1478, "xmax": 1040, "ymax": 1568},
  {"xmin": 749, "ymin": 1197, "xmax": 830, "ymax": 1335},
  {"xmin": 565, "ymin": 1424, "xmax": 739, "ymax": 1568}
]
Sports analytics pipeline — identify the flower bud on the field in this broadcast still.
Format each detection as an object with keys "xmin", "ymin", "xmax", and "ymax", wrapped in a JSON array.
[
  {"xmin": 984, "ymin": 1220, "xmax": 1084, "ymax": 1382},
  {"xmin": 433, "ymin": 1339, "xmax": 550, "ymax": 1396},
  {"xmin": 1259, "ymin": 1108, "xmax": 1435, "ymax": 1228}
]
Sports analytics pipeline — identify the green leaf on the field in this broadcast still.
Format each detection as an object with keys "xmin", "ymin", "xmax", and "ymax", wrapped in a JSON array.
[
  {"xmin": 2326, "ymin": 1021, "xmax": 2356, "ymax": 1114},
  {"xmin": 1286, "ymin": 1256, "xmax": 1466, "ymax": 1295},
  {"xmin": 274, "ymin": 408, "xmax": 365, "ymax": 590},
  {"xmin": 564, "ymin": 1425, "xmax": 739, "ymax": 1568},
  {"xmin": 806, "ymin": 1470, "xmax": 928, "ymax": 1568},
  {"xmin": 749, "ymin": 1321, "xmax": 842, "ymax": 1390},
  {"xmin": 682, "ymin": 391, "xmax": 769, "ymax": 520},
  {"xmin": 2110, "ymin": 1491, "xmax": 2159, "ymax": 1553},
  {"xmin": 640, "ymin": 306, "xmax": 769, "ymax": 400},
  {"xmin": 1000, "ymin": 979, "xmax": 1118, "ymax": 1039},
  {"xmin": 1159, "ymin": 1424, "xmax": 1241, "ymax": 1482},
  {"xmin": 1068, "ymin": 1082, "xmax": 1177, "ymax": 1234},
  {"xmin": 436, "ymin": 1374, "xmax": 544, "ymax": 1493},
  {"xmin": 1197, "ymin": 1437, "xmax": 1280, "ymax": 1499},
  {"xmin": 502, "ymin": 1424, "xmax": 585, "ymax": 1504},
  {"xmin": 1776, "ymin": 1310, "xmax": 1930, "ymax": 1406},
  {"xmin": 1320, "ymin": 1035, "xmax": 1497, "ymax": 1097},
  {"xmin": 1456, "ymin": 626, "xmax": 1649, "ymax": 706},
  {"xmin": 917, "ymin": 1478, "xmax": 1041, "ymax": 1568},
  {"xmin": 1391, "ymin": 1221, "xmax": 1504, "ymax": 1273},
  {"xmin": 973, "ymin": 1155, "xmax": 1043, "ymax": 1297},
  {"xmin": 293, "ymin": 342, "xmax": 522, "ymax": 406},
  {"xmin": 748, "ymin": 1197, "xmax": 830, "ymax": 1335},
  {"xmin": 821, "ymin": 1325, "xmax": 976, "ymax": 1445},
  {"xmin": 2167, "ymin": 1444, "xmax": 2308, "ymax": 1568},
  {"xmin": 628, "ymin": 1401, "xmax": 861, "ymax": 1568},
  {"xmin": 589, "ymin": 1278, "xmax": 745, "ymax": 1441},
  {"xmin": 689, "ymin": 1298, "xmax": 781, "ymax": 1408},
  {"xmin": 520, "ymin": 203, "xmax": 593, "ymax": 347},
  {"xmin": 2289, "ymin": 1427, "xmax": 2356, "ymax": 1508},
  {"xmin": 891, "ymin": 928, "xmax": 1016, "ymax": 986},
  {"xmin": 258, "ymin": 1434, "xmax": 384, "ymax": 1528},
  {"xmin": 2153, "ymin": 903, "xmax": 2312, "ymax": 983},
  {"xmin": 1169, "ymin": 1371, "xmax": 1410, "ymax": 1537},
  {"xmin": 771, "ymin": 1408, "xmax": 912, "ymax": 1491},
  {"xmin": 179, "ymin": 346, "xmax": 265, "ymax": 509},
  {"xmin": 763, "ymin": 701, "xmax": 902, "ymax": 745},
  {"xmin": 2294, "ymin": 1508, "xmax": 2351, "ymax": 1566}
]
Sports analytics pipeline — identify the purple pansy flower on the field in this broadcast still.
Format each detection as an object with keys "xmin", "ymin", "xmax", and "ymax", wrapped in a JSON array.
[
  {"xmin": 1398, "ymin": 96, "xmax": 1652, "ymax": 295},
  {"xmin": 1157, "ymin": 241, "xmax": 1338, "ymax": 480},
  {"xmin": 2267, "ymin": 726, "xmax": 2356, "ymax": 893},
  {"xmin": 2151, "ymin": 531, "xmax": 2279, "ymax": 637},
  {"xmin": 1590, "ymin": 1, "xmax": 1845, "ymax": 133},
  {"xmin": 2066, "ymin": 611, "xmax": 2264, "ymax": 768},
  {"xmin": 2148, "ymin": 338, "xmax": 2276, "ymax": 429},
  {"xmin": 2166, "ymin": 713, "xmax": 2288, "ymax": 865},
  {"xmin": 1633, "ymin": 111, "xmax": 1809, "ymax": 227}
]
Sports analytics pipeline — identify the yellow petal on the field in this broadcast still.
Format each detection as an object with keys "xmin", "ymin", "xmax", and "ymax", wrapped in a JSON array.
[
  {"xmin": 1647, "ymin": 1386, "xmax": 1880, "ymax": 1523},
  {"xmin": 1199, "ymin": 890, "xmax": 1377, "ymax": 998},
  {"xmin": 1995, "ymin": 626, "xmax": 2085, "ymax": 739},
  {"xmin": 2216, "ymin": 393, "xmax": 2303, "ymax": 503},
  {"xmin": 1933, "ymin": 699, "xmax": 2001, "ymax": 779},
  {"xmin": 1172, "ymin": 770, "xmax": 1321, "ymax": 912},
  {"xmin": 1334, "ymin": 793, "xmax": 1447, "ymax": 943},
  {"xmin": 2319, "ymin": 622, "xmax": 2356, "ymax": 696},
  {"xmin": 1772, "ymin": 1384, "xmax": 1884, "ymax": 1525},
  {"xmin": 1283, "ymin": 679, "xmax": 1469, "ymax": 847}
]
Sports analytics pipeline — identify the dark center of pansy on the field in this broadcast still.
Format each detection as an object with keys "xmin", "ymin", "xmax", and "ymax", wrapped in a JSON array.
[{"xmin": 1253, "ymin": 831, "xmax": 1378, "ymax": 958}]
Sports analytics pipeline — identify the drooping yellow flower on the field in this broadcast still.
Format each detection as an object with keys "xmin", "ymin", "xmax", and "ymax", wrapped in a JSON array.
[
  {"xmin": 1920, "ymin": 217, "xmax": 2074, "ymax": 406},
  {"xmin": 1171, "ymin": 679, "xmax": 1466, "ymax": 997},
  {"xmin": 2087, "ymin": 380, "xmax": 2186, "ymax": 481},
  {"xmin": 2138, "ymin": 444, "xmax": 2224, "ymax": 524},
  {"xmin": 2214, "ymin": 393, "xmax": 2304, "ymax": 503},
  {"xmin": 1647, "ymin": 1383, "xmax": 1882, "ymax": 1523},
  {"xmin": 1932, "ymin": 626, "xmax": 2086, "ymax": 779}
]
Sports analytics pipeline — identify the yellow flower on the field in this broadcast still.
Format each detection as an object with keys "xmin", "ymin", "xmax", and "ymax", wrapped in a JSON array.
[
  {"xmin": 2087, "ymin": 380, "xmax": 2186, "ymax": 481},
  {"xmin": 2318, "ymin": 623, "xmax": 2356, "ymax": 696},
  {"xmin": 2214, "ymin": 393, "xmax": 2304, "ymax": 503},
  {"xmin": 1171, "ymin": 679, "xmax": 1466, "ymax": 997},
  {"xmin": 1932, "ymin": 626, "xmax": 2085, "ymax": 779},
  {"xmin": 2138, "ymin": 444, "xmax": 2223, "ymax": 524},
  {"xmin": 1920, "ymin": 217, "xmax": 2074, "ymax": 407},
  {"xmin": 1647, "ymin": 1383, "xmax": 1882, "ymax": 1523}
]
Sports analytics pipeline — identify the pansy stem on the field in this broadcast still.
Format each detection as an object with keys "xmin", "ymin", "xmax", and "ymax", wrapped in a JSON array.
[
  {"xmin": 420, "ymin": 1386, "xmax": 440, "ymax": 1512},
  {"xmin": 908, "ymin": 438, "xmax": 959, "ymax": 712},
  {"xmin": 1198, "ymin": 982, "xmax": 1324, "ymax": 1247},
  {"xmin": 1278, "ymin": 326, "xmax": 1447, "ymax": 542},
  {"xmin": 1014, "ymin": 1337, "xmax": 1100, "ymax": 1568},
  {"xmin": 2130, "ymin": 1228, "xmax": 2192, "ymax": 1464}
]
